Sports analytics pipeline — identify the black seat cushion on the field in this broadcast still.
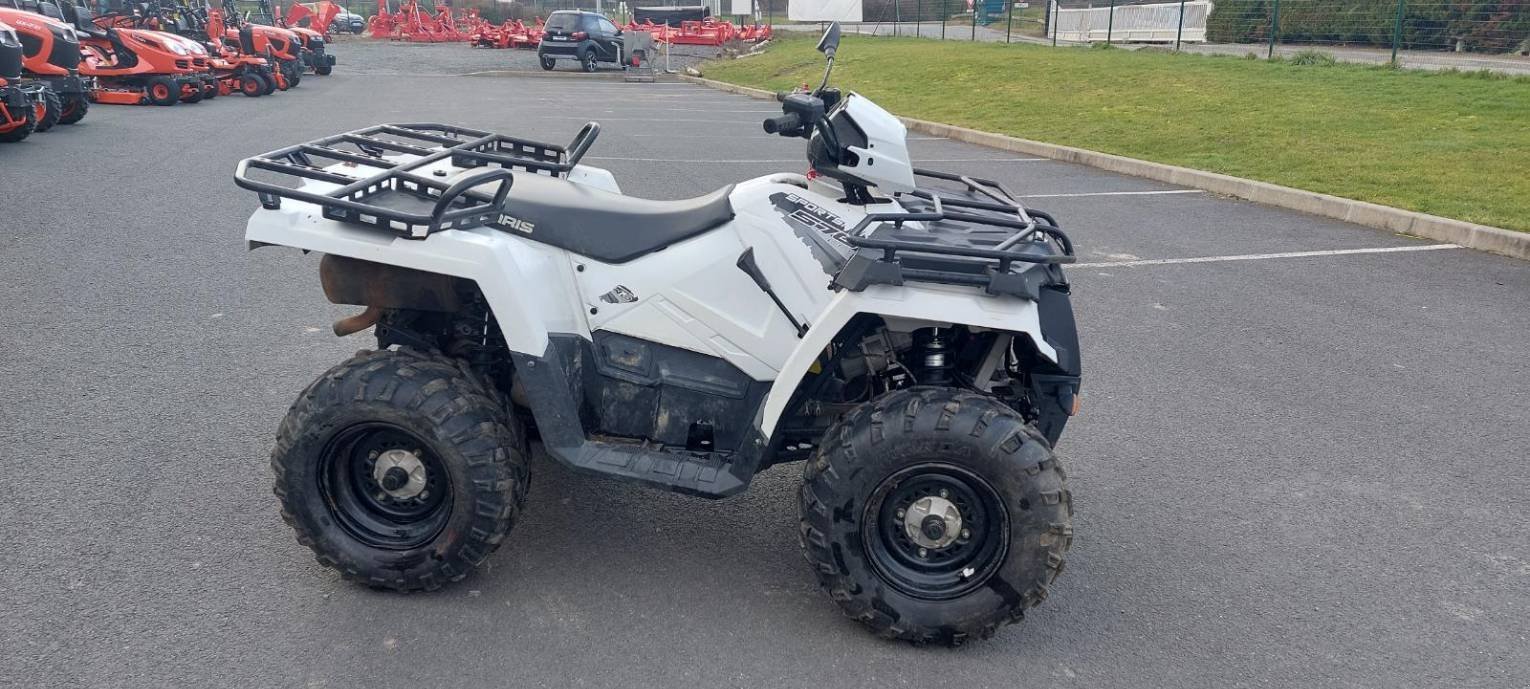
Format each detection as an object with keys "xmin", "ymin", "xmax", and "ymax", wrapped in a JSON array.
[{"xmin": 490, "ymin": 172, "xmax": 734, "ymax": 264}]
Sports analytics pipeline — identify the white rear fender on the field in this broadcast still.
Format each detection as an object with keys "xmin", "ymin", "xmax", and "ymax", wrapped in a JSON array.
[
  {"xmin": 759, "ymin": 284, "xmax": 1057, "ymax": 436},
  {"xmin": 246, "ymin": 205, "xmax": 585, "ymax": 355}
]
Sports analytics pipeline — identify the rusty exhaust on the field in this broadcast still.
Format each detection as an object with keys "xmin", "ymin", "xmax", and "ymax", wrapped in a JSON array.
[{"xmin": 333, "ymin": 305, "xmax": 382, "ymax": 337}]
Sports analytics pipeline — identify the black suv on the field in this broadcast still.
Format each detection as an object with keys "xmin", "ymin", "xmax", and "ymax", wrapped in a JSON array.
[{"xmin": 537, "ymin": 10, "xmax": 623, "ymax": 72}]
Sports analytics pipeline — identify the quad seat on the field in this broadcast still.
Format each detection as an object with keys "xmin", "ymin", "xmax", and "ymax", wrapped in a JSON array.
[{"xmin": 490, "ymin": 172, "xmax": 734, "ymax": 264}]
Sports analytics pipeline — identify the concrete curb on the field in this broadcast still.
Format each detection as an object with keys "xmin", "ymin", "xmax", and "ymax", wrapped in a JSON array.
[{"xmin": 682, "ymin": 75, "xmax": 1530, "ymax": 261}]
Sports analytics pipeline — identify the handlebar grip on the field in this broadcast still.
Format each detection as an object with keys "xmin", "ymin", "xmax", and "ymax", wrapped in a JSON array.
[{"xmin": 762, "ymin": 113, "xmax": 802, "ymax": 135}]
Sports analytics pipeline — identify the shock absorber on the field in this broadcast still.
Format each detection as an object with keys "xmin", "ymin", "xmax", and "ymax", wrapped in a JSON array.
[{"xmin": 912, "ymin": 327, "xmax": 953, "ymax": 386}]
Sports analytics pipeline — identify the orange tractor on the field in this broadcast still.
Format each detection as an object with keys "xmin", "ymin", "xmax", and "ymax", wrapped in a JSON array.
[
  {"xmin": 0, "ymin": 2, "xmax": 90, "ymax": 128},
  {"xmin": 0, "ymin": 18, "xmax": 39, "ymax": 141}
]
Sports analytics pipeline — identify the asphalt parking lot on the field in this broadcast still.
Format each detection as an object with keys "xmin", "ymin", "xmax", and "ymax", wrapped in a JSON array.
[{"xmin": 1, "ymin": 49, "xmax": 1527, "ymax": 689}]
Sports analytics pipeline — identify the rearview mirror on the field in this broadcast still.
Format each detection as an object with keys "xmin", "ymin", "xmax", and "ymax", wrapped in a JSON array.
[{"xmin": 816, "ymin": 22, "xmax": 840, "ymax": 59}]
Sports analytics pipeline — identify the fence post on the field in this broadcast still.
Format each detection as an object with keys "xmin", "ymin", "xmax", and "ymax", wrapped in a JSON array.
[
  {"xmin": 1051, "ymin": 0, "xmax": 1058, "ymax": 46},
  {"xmin": 1267, "ymin": 0, "xmax": 1280, "ymax": 59},
  {"xmin": 916, "ymin": 0, "xmax": 921, "ymax": 36},
  {"xmin": 971, "ymin": 0, "xmax": 977, "ymax": 41},
  {"xmin": 941, "ymin": 0, "xmax": 946, "ymax": 39},
  {"xmin": 1106, "ymin": 0, "xmax": 1115, "ymax": 45},
  {"xmin": 1391, "ymin": 0, "xmax": 1405, "ymax": 65},
  {"xmin": 1005, "ymin": 0, "xmax": 1012, "ymax": 43},
  {"xmin": 894, "ymin": 0, "xmax": 900, "ymax": 35},
  {"xmin": 1175, "ymin": 0, "xmax": 1185, "ymax": 51}
]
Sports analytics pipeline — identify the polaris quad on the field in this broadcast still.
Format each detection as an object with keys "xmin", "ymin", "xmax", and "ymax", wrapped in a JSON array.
[{"xmin": 237, "ymin": 24, "xmax": 1080, "ymax": 644}]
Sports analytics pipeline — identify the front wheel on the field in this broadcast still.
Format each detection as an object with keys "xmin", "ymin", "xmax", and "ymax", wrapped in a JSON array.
[
  {"xmin": 538, "ymin": 54, "xmax": 555, "ymax": 71},
  {"xmin": 32, "ymin": 88, "xmax": 61, "ymax": 132},
  {"xmin": 145, "ymin": 76, "xmax": 179, "ymax": 106},
  {"xmin": 799, "ymin": 387, "xmax": 1072, "ymax": 645},
  {"xmin": 271, "ymin": 348, "xmax": 530, "ymax": 591}
]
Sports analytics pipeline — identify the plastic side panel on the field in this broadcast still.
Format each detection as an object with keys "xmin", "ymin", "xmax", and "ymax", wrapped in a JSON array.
[
  {"xmin": 757, "ymin": 284, "xmax": 1059, "ymax": 437},
  {"xmin": 568, "ymin": 164, "xmax": 620, "ymax": 194},
  {"xmin": 246, "ymin": 205, "xmax": 584, "ymax": 354}
]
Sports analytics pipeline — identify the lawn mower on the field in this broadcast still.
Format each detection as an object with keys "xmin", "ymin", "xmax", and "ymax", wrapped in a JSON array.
[
  {"xmin": 220, "ymin": 0, "xmax": 301, "ymax": 88},
  {"xmin": 0, "ymin": 19, "xmax": 38, "ymax": 141},
  {"xmin": 154, "ymin": 2, "xmax": 277, "ymax": 98},
  {"xmin": 273, "ymin": 0, "xmax": 337, "ymax": 75},
  {"xmin": 0, "ymin": 1, "xmax": 89, "ymax": 127},
  {"xmin": 58, "ymin": 1, "xmax": 202, "ymax": 105},
  {"xmin": 237, "ymin": 24, "xmax": 1081, "ymax": 645}
]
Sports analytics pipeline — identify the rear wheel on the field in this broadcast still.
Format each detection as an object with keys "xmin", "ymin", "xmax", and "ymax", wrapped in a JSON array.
[
  {"xmin": 145, "ymin": 76, "xmax": 179, "ymax": 106},
  {"xmin": 316, "ymin": 62, "xmax": 332, "ymax": 75},
  {"xmin": 261, "ymin": 71, "xmax": 278, "ymax": 95},
  {"xmin": 539, "ymin": 54, "xmax": 555, "ymax": 71},
  {"xmin": 799, "ymin": 387, "xmax": 1073, "ymax": 645},
  {"xmin": 239, "ymin": 74, "xmax": 264, "ymax": 97},
  {"xmin": 57, "ymin": 93, "xmax": 88, "ymax": 125},
  {"xmin": 33, "ymin": 89, "xmax": 61, "ymax": 132},
  {"xmin": 272, "ymin": 348, "xmax": 530, "ymax": 591},
  {"xmin": 580, "ymin": 50, "xmax": 597, "ymax": 73}
]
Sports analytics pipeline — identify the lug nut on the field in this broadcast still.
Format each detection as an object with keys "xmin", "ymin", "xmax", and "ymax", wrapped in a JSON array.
[
  {"xmin": 918, "ymin": 548, "xmax": 928, "ymax": 558},
  {"xmin": 895, "ymin": 508, "xmax": 905, "ymax": 519}
]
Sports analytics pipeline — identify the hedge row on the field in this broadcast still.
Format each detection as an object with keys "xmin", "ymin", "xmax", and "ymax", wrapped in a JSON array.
[{"xmin": 1207, "ymin": 0, "xmax": 1529, "ymax": 53}]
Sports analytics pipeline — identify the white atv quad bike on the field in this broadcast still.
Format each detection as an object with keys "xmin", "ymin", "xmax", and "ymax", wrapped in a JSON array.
[{"xmin": 237, "ymin": 25, "xmax": 1080, "ymax": 644}]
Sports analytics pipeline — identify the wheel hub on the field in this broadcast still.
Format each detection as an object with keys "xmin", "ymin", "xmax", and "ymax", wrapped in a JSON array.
[
  {"xmin": 372, "ymin": 448, "xmax": 428, "ymax": 500},
  {"xmin": 904, "ymin": 495, "xmax": 963, "ymax": 550}
]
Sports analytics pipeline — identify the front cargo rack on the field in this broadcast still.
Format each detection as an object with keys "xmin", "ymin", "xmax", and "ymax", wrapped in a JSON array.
[
  {"xmin": 234, "ymin": 122, "xmax": 600, "ymax": 239},
  {"xmin": 831, "ymin": 168, "xmax": 1078, "ymax": 299}
]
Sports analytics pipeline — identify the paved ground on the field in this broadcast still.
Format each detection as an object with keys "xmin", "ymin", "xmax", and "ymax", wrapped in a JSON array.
[
  {"xmin": 328, "ymin": 34, "xmax": 716, "ymax": 75},
  {"xmin": 778, "ymin": 22, "xmax": 1530, "ymax": 74},
  {"xmin": 1, "ymin": 41, "xmax": 1528, "ymax": 689}
]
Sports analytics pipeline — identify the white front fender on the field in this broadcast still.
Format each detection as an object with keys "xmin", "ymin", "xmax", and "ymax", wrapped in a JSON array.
[{"xmin": 759, "ymin": 284, "xmax": 1057, "ymax": 437}]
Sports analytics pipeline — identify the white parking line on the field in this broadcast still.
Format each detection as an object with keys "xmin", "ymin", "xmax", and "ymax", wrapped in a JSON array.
[
  {"xmin": 1021, "ymin": 189, "xmax": 1205, "ymax": 199},
  {"xmin": 586, "ymin": 156, "xmax": 1046, "ymax": 163},
  {"xmin": 1074, "ymin": 244, "xmax": 1463, "ymax": 268}
]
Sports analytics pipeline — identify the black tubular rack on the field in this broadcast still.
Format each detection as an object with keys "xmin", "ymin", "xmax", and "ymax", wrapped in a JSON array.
[
  {"xmin": 831, "ymin": 168, "xmax": 1078, "ymax": 298},
  {"xmin": 233, "ymin": 122, "xmax": 600, "ymax": 239}
]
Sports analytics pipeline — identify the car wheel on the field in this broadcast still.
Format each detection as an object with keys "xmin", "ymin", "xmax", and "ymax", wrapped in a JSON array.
[
  {"xmin": 581, "ymin": 50, "xmax": 597, "ymax": 73},
  {"xmin": 539, "ymin": 54, "xmax": 556, "ymax": 71}
]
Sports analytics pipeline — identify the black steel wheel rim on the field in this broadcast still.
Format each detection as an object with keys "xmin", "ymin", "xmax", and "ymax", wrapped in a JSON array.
[
  {"xmin": 318, "ymin": 423, "xmax": 452, "ymax": 550},
  {"xmin": 863, "ymin": 463, "xmax": 1009, "ymax": 600}
]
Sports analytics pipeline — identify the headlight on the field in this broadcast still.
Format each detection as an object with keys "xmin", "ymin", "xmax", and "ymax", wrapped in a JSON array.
[{"xmin": 168, "ymin": 40, "xmax": 188, "ymax": 55}]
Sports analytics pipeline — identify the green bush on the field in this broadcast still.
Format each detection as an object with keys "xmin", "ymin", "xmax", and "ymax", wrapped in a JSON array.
[
  {"xmin": 1207, "ymin": 0, "xmax": 1529, "ymax": 53},
  {"xmin": 1286, "ymin": 49, "xmax": 1337, "ymax": 66}
]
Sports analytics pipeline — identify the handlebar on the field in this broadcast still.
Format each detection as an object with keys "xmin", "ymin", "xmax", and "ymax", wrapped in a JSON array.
[{"xmin": 762, "ymin": 113, "xmax": 801, "ymax": 135}]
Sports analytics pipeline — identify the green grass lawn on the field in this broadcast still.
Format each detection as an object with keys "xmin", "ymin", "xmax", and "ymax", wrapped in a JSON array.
[{"xmin": 705, "ymin": 35, "xmax": 1530, "ymax": 231}]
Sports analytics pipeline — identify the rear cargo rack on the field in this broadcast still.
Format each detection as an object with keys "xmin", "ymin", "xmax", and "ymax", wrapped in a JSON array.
[
  {"xmin": 233, "ymin": 122, "xmax": 600, "ymax": 239},
  {"xmin": 832, "ymin": 168, "xmax": 1077, "ymax": 299}
]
